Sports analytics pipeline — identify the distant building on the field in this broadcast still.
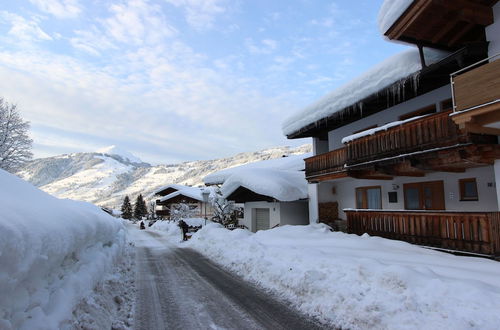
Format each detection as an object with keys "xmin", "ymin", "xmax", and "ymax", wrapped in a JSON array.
[{"xmin": 152, "ymin": 184, "xmax": 213, "ymax": 219}]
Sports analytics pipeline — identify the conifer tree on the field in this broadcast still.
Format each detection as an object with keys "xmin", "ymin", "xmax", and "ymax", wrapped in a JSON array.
[
  {"xmin": 121, "ymin": 195, "xmax": 133, "ymax": 220},
  {"xmin": 134, "ymin": 194, "xmax": 148, "ymax": 220}
]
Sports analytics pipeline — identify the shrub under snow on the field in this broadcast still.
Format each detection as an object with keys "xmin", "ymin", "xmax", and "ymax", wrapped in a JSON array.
[
  {"xmin": 0, "ymin": 169, "xmax": 125, "ymax": 330},
  {"xmin": 188, "ymin": 223, "xmax": 500, "ymax": 329}
]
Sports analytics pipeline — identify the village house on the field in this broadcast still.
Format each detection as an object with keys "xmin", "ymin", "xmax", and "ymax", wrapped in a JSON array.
[
  {"xmin": 152, "ymin": 184, "xmax": 214, "ymax": 219},
  {"xmin": 283, "ymin": 0, "xmax": 500, "ymax": 257},
  {"xmin": 204, "ymin": 154, "xmax": 310, "ymax": 232}
]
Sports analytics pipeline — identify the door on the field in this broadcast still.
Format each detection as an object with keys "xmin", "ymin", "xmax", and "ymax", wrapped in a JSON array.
[
  {"xmin": 255, "ymin": 208, "xmax": 270, "ymax": 231},
  {"xmin": 404, "ymin": 181, "xmax": 445, "ymax": 210}
]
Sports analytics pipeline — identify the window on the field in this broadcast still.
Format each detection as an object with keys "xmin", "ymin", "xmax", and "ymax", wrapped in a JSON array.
[
  {"xmin": 403, "ymin": 181, "xmax": 445, "ymax": 210},
  {"xmin": 355, "ymin": 186, "xmax": 382, "ymax": 209},
  {"xmin": 399, "ymin": 104, "xmax": 436, "ymax": 121},
  {"xmin": 459, "ymin": 178, "xmax": 478, "ymax": 201}
]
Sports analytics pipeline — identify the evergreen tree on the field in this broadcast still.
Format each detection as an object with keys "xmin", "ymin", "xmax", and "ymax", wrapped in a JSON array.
[
  {"xmin": 134, "ymin": 194, "xmax": 148, "ymax": 220},
  {"xmin": 121, "ymin": 195, "xmax": 133, "ymax": 220}
]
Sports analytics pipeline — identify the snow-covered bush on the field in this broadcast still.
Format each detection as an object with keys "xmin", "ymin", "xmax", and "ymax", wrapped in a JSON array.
[{"xmin": 0, "ymin": 169, "xmax": 125, "ymax": 330}]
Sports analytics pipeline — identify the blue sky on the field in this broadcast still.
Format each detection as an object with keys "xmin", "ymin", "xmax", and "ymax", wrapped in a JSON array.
[{"xmin": 0, "ymin": 0, "xmax": 408, "ymax": 164}]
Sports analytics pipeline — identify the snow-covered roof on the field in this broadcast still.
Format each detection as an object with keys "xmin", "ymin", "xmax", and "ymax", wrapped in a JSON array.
[
  {"xmin": 282, "ymin": 48, "xmax": 448, "ymax": 136},
  {"xmin": 158, "ymin": 186, "xmax": 214, "ymax": 203},
  {"xmin": 221, "ymin": 168, "xmax": 308, "ymax": 202},
  {"xmin": 378, "ymin": 0, "xmax": 414, "ymax": 34},
  {"xmin": 96, "ymin": 145, "xmax": 143, "ymax": 164},
  {"xmin": 152, "ymin": 183, "xmax": 193, "ymax": 196},
  {"xmin": 203, "ymin": 153, "xmax": 311, "ymax": 185}
]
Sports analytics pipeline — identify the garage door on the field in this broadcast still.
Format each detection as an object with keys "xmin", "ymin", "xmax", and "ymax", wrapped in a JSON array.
[{"xmin": 255, "ymin": 208, "xmax": 270, "ymax": 231}]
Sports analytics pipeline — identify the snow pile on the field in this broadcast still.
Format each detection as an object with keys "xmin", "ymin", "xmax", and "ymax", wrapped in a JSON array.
[
  {"xmin": 378, "ymin": 0, "xmax": 414, "ymax": 34},
  {"xmin": 221, "ymin": 168, "xmax": 308, "ymax": 201},
  {"xmin": 341, "ymin": 114, "xmax": 428, "ymax": 143},
  {"xmin": 0, "ymin": 169, "xmax": 125, "ymax": 330},
  {"xmin": 188, "ymin": 223, "xmax": 500, "ymax": 329},
  {"xmin": 150, "ymin": 220, "xmax": 182, "ymax": 238},
  {"xmin": 282, "ymin": 48, "xmax": 448, "ymax": 136},
  {"xmin": 204, "ymin": 153, "xmax": 310, "ymax": 185},
  {"xmin": 96, "ymin": 145, "xmax": 143, "ymax": 164}
]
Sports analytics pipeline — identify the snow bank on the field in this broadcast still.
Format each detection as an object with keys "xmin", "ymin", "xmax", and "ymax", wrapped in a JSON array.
[
  {"xmin": 221, "ymin": 168, "xmax": 308, "ymax": 201},
  {"xmin": 150, "ymin": 220, "xmax": 182, "ymax": 238},
  {"xmin": 203, "ymin": 153, "xmax": 310, "ymax": 185},
  {"xmin": 0, "ymin": 169, "xmax": 125, "ymax": 330},
  {"xmin": 188, "ymin": 224, "xmax": 500, "ymax": 329},
  {"xmin": 282, "ymin": 48, "xmax": 448, "ymax": 136},
  {"xmin": 378, "ymin": 0, "xmax": 414, "ymax": 34}
]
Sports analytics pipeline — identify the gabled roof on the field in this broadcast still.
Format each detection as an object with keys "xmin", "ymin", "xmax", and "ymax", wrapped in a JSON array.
[
  {"xmin": 152, "ymin": 184, "xmax": 193, "ymax": 196},
  {"xmin": 221, "ymin": 168, "xmax": 308, "ymax": 202}
]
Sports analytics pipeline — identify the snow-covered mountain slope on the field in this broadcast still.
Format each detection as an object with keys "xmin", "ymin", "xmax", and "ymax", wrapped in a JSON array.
[{"xmin": 19, "ymin": 145, "xmax": 311, "ymax": 209}]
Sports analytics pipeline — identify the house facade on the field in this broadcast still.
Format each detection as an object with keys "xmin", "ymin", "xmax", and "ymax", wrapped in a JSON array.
[
  {"xmin": 152, "ymin": 184, "xmax": 213, "ymax": 219},
  {"xmin": 283, "ymin": 0, "xmax": 500, "ymax": 256},
  {"xmin": 204, "ymin": 155, "xmax": 310, "ymax": 232}
]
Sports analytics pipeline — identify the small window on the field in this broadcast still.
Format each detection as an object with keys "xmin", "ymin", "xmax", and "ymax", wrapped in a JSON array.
[
  {"xmin": 459, "ymin": 178, "xmax": 478, "ymax": 201},
  {"xmin": 399, "ymin": 104, "xmax": 436, "ymax": 121},
  {"xmin": 355, "ymin": 186, "xmax": 382, "ymax": 209}
]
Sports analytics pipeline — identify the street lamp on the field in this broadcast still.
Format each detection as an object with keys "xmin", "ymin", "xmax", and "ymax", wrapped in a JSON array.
[{"xmin": 201, "ymin": 188, "xmax": 210, "ymax": 226}]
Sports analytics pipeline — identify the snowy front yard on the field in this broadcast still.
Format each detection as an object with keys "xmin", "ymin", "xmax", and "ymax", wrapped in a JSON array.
[{"xmin": 152, "ymin": 221, "xmax": 500, "ymax": 329}]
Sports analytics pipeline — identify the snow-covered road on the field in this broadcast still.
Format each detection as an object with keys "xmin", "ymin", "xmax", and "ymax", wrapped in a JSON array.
[{"xmin": 131, "ymin": 228, "xmax": 329, "ymax": 330}]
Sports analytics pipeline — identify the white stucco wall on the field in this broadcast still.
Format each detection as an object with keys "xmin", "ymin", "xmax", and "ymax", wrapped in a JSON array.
[
  {"xmin": 327, "ymin": 85, "xmax": 451, "ymax": 150},
  {"xmin": 279, "ymin": 201, "xmax": 309, "ymax": 226},
  {"xmin": 486, "ymin": 3, "xmax": 500, "ymax": 57},
  {"xmin": 317, "ymin": 166, "xmax": 498, "ymax": 220},
  {"xmin": 242, "ymin": 201, "xmax": 280, "ymax": 232},
  {"xmin": 313, "ymin": 137, "xmax": 329, "ymax": 156},
  {"xmin": 308, "ymin": 183, "xmax": 319, "ymax": 224}
]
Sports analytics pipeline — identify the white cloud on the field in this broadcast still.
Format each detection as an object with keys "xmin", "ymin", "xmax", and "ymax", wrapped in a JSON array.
[
  {"xmin": 164, "ymin": 0, "xmax": 226, "ymax": 30},
  {"xmin": 102, "ymin": 0, "xmax": 177, "ymax": 46},
  {"xmin": 0, "ymin": 11, "xmax": 52, "ymax": 42},
  {"xmin": 29, "ymin": 0, "xmax": 81, "ymax": 19},
  {"xmin": 245, "ymin": 38, "xmax": 278, "ymax": 54}
]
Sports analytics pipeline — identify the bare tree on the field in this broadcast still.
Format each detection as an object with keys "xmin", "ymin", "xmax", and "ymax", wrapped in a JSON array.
[{"xmin": 0, "ymin": 99, "xmax": 33, "ymax": 172}]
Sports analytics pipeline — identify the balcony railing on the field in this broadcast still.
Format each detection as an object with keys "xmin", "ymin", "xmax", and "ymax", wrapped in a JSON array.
[
  {"xmin": 346, "ymin": 210, "xmax": 500, "ymax": 257},
  {"xmin": 451, "ymin": 54, "xmax": 500, "ymax": 113},
  {"xmin": 345, "ymin": 111, "xmax": 467, "ymax": 165},
  {"xmin": 305, "ymin": 147, "xmax": 346, "ymax": 179}
]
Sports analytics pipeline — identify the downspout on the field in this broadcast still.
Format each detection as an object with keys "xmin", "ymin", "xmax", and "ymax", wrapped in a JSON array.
[{"xmin": 418, "ymin": 44, "xmax": 427, "ymax": 68}]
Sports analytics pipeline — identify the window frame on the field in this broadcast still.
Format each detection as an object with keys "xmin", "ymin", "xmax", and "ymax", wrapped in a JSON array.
[
  {"xmin": 459, "ymin": 178, "xmax": 479, "ymax": 201},
  {"xmin": 403, "ymin": 180, "xmax": 445, "ymax": 210}
]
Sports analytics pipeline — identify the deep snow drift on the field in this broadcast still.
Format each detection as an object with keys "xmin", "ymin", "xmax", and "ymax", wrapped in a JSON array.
[
  {"xmin": 151, "ymin": 222, "xmax": 500, "ymax": 329},
  {"xmin": 0, "ymin": 169, "xmax": 126, "ymax": 330}
]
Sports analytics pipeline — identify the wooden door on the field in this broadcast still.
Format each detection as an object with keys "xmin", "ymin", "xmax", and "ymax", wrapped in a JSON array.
[{"xmin": 404, "ymin": 181, "xmax": 445, "ymax": 210}]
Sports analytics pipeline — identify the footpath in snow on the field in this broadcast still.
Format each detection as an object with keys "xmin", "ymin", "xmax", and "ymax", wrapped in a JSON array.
[
  {"xmin": 0, "ymin": 169, "xmax": 133, "ymax": 330},
  {"xmin": 151, "ymin": 220, "xmax": 500, "ymax": 330}
]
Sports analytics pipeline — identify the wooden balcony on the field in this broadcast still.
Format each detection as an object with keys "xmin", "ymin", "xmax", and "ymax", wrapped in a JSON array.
[
  {"xmin": 345, "ymin": 111, "xmax": 468, "ymax": 166},
  {"xmin": 305, "ymin": 147, "xmax": 347, "ymax": 181},
  {"xmin": 451, "ymin": 57, "xmax": 500, "ymax": 135},
  {"xmin": 346, "ymin": 210, "xmax": 500, "ymax": 257},
  {"xmin": 305, "ymin": 110, "xmax": 498, "ymax": 181}
]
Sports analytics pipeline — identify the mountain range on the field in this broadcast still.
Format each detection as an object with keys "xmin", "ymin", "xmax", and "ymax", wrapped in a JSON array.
[{"xmin": 18, "ymin": 145, "xmax": 311, "ymax": 209}]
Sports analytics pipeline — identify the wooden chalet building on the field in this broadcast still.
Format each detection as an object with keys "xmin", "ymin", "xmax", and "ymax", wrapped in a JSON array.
[
  {"xmin": 283, "ymin": 0, "xmax": 500, "ymax": 257},
  {"xmin": 152, "ymin": 184, "xmax": 213, "ymax": 219}
]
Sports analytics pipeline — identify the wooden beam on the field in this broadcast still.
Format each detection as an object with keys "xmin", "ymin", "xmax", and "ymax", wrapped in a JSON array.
[
  {"xmin": 447, "ymin": 22, "xmax": 475, "ymax": 47},
  {"xmin": 463, "ymin": 123, "xmax": 500, "ymax": 135},
  {"xmin": 386, "ymin": 0, "xmax": 433, "ymax": 39},
  {"xmin": 349, "ymin": 170, "xmax": 393, "ymax": 180},
  {"xmin": 307, "ymin": 171, "xmax": 348, "ymax": 183},
  {"xmin": 434, "ymin": 0, "xmax": 494, "ymax": 26}
]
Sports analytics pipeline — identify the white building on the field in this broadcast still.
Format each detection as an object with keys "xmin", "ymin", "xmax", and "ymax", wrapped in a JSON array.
[{"xmin": 282, "ymin": 0, "xmax": 500, "ymax": 257}]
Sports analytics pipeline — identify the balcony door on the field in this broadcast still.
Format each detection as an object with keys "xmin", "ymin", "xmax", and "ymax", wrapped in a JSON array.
[{"xmin": 403, "ymin": 181, "xmax": 445, "ymax": 210}]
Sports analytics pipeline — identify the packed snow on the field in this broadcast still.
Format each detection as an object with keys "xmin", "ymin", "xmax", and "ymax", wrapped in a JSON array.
[
  {"xmin": 341, "ymin": 114, "xmax": 429, "ymax": 143},
  {"xmin": 282, "ymin": 48, "xmax": 448, "ymax": 136},
  {"xmin": 220, "ymin": 168, "xmax": 308, "ymax": 201},
  {"xmin": 378, "ymin": 0, "xmax": 414, "ymax": 34},
  {"xmin": 174, "ymin": 223, "xmax": 500, "ymax": 330},
  {"xmin": 96, "ymin": 145, "xmax": 144, "ymax": 165},
  {"xmin": 203, "ymin": 153, "xmax": 311, "ymax": 185},
  {"xmin": 0, "ymin": 169, "xmax": 126, "ymax": 330}
]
